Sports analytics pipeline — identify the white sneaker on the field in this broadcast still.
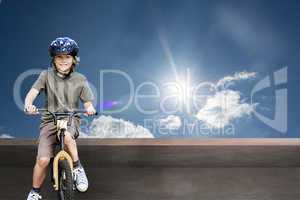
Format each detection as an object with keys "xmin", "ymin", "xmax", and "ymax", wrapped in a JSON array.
[
  {"xmin": 26, "ymin": 190, "xmax": 42, "ymax": 200},
  {"xmin": 73, "ymin": 166, "xmax": 89, "ymax": 192}
]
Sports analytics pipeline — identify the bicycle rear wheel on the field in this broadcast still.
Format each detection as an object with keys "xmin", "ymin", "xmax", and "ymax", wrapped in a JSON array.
[{"xmin": 57, "ymin": 159, "xmax": 74, "ymax": 200}]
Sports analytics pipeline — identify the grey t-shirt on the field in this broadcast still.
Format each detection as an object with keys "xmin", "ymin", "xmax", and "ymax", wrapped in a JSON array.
[{"xmin": 32, "ymin": 68, "xmax": 94, "ymax": 127}]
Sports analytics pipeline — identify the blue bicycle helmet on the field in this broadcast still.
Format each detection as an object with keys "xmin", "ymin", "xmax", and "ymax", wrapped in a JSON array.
[{"xmin": 49, "ymin": 37, "xmax": 79, "ymax": 57}]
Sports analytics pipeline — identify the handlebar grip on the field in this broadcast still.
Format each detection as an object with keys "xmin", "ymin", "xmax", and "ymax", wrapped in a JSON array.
[{"xmin": 24, "ymin": 107, "xmax": 39, "ymax": 114}]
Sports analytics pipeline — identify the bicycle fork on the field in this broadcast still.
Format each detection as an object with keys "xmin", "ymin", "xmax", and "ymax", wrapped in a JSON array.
[{"xmin": 52, "ymin": 129, "xmax": 74, "ymax": 191}]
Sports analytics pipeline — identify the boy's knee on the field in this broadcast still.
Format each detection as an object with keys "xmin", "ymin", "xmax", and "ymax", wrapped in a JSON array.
[
  {"xmin": 37, "ymin": 157, "xmax": 50, "ymax": 168},
  {"xmin": 64, "ymin": 131, "xmax": 74, "ymax": 145}
]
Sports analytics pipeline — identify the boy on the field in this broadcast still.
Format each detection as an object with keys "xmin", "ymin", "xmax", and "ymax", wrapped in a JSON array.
[{"xmin": 24, "ymin": 37, "xmax": 96, "ymax": 200}]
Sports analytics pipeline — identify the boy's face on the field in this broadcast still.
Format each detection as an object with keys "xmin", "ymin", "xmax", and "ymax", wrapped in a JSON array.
[{"xmin": 54, "ymin": 54, "xmax": 74, "ymax": 74}]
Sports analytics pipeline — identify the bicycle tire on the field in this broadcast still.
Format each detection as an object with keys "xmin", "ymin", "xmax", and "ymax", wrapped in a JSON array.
[{"xmin": 57, "ymin": 159, "xmax": 74, "ymax": 200}]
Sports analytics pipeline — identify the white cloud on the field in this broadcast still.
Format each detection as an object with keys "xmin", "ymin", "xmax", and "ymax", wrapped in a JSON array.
[
  {"xmin": 216, "ymin": 71, "xmax": 256, "ymax": 90},
  {"xmin": 196, "ymin": 90, "xmax": 254, "ymax": 129},
  {"xmin": 79, "ymin": 115, "xmax": 154, "ymax": 138},
  {"xmin": 0, "ymin": 134, "xmax": 14, "ymax": 138},
  {"xmin": 159, "ymin": 115, "xmax": 182, "ymax": 130},
  {"xmin": 195, "ymin": 71, "xmax": 256, "ymax": 129}
]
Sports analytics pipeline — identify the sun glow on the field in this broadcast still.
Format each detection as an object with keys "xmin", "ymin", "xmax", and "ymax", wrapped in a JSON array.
[{"xmin": 165, "ymin": 68, "xmax": 193, "ymax": 113}]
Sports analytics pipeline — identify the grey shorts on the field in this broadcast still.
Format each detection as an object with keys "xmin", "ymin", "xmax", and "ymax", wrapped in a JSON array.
[{"xmin": 36, "ymin": 118, "xmax": 80, "ymax": 159}]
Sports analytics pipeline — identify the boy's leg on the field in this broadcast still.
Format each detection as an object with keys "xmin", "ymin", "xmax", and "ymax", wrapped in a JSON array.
[
  {"xmin": 27, "ymin": 157, "xmax": 49, "ymax": 200},
  {"xmin": 32, "ymin": 124, "xmax": 56, "ymax": 189},
  {"xmin": 64, "ymin": 131, "xmax": 79, "ymax": 162},
  {"xmin": 27, "ymin": 123, "xmax": 56, "ymax": 199},
  {"xmin": 64, "ymin": 118, "xmax": 80, "ymax": 162},
  {"xmin": 32, "ymin": 157, "xmax": 50, "ymax": 188},
  {"xmin": 64, "ymin": 120, "xmax": 89, "ymax": 192}
]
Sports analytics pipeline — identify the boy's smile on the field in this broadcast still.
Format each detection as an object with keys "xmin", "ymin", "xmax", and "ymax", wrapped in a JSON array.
[{"xmin": 54, "ymin": 54, "xmax": 74, "ymax": 74}]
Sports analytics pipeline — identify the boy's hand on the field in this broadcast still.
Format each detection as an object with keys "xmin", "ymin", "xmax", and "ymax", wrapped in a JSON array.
[
  {"xmin": 85, "ymin": 106, "xmax": 97, "ymax": 116},
  {"xmin": 24, "ymin": 104, "xmax": 38, "ymax": 115},
  {"xmin": 83, "ymin": 101, "xmax": 97, "ymax": 116}
]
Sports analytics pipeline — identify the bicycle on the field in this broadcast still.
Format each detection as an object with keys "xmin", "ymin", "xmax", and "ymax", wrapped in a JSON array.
[{"xmin": 28, "ymin": 108, "xmax": 96, "ymax": 200}]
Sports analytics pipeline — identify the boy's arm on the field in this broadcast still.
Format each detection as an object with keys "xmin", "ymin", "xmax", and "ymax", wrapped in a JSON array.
[
  {"xmin": 80, "ymin": 77, "xmax": 96, "ymax": 115},
  {"xmin": 83, "ymin": 101, "xmax": 96, "ymax": 116},
  {"xmin": 24, "ymin": 88, "xmax": 39, "ymax": 114},
  {"xmin": 24, "ymin": 70, "xmax": 46, "ymax": 114}
]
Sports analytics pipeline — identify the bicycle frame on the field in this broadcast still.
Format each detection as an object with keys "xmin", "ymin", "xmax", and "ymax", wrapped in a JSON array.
[
  {"xmin": 52, "ymin": 128, "xmax": 74, "ymax": 191},
  {"xmin": 25, "ymin": 108, "xmax": 97, "ymax": 199},
  {"xmin": 34, "ymin": 109, "xmax": 89, "ymax": 191}
]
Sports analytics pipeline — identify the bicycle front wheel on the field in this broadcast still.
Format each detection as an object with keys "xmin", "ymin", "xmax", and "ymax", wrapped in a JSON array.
[{"xmin": 57, "ymin": 159, "xmax": 74, "ymax": 200}]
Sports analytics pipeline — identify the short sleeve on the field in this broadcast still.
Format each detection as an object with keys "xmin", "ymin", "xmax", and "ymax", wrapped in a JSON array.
[
  {"xmin": 80, "ymin": 79, "xmax": 94, "ymax": 102},
  {"xmin": 32, "ymin": 70, "xmax": 47, "ymax": 92}
]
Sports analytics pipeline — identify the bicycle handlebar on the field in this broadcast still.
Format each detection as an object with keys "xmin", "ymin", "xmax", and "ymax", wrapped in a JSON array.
[
  {"xmin": 26, "ymin": 108, "xmax": 98, "ymax": 126},
  {"xmin": 25, "ymin": 108, "xmax": 98, "ymax": 117}
]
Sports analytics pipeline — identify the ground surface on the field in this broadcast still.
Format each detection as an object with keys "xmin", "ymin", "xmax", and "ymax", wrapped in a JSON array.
[{"xmin": 1, "ymin": 138, "xmax": 300, "ymax": 200}]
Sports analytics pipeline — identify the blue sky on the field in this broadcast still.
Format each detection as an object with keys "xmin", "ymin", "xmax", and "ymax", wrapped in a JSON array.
[{"xmin": 0, "ymin": 0, "xmax": 299, "ymax": 138}]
